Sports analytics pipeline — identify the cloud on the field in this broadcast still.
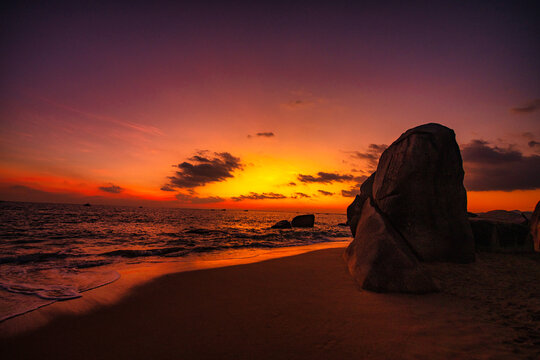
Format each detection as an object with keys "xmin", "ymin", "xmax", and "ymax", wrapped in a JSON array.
[
  {"xmin": 256, "ymin": 132, "xmax": 274, "ymax": 137},
  {"xmin": 163, "ymin": 151, "xmax": 243, "ymax": 189},
  {"xmin": 288, "ymin": 182, "xmax": 297, "ymax": 186},
  {"xmin": 529, "ymin": 140, "xmax": 540, "ymax": 149},
  {"xmin": 282, "ymin": 100, "xmax": 314, "ymax": 109},
  {"xmin": 297, "ymin": 172, "xmax": 357, "ymax": 184},
  {"xmin": 248, "ymin": 132, "xmax": 275, "ymax": 138},
  {"xmin": 318, "ymin": 190, "xmax": 334, "ymax": 196},
  {"xmin": 511, "ymin": 99, "xmax": 540, "ymax": 114},
  {"xmin": 461, "ymin": 139, "xmax": 540, "ymax": 191},
  {"xmin": 350, "ymin": 144, "xmax": 388, "ymax": 170},
  {"xmin": 291, "ymin": 192, "xmax": 311, "ymax": 199},
  {"xmin": 175, "ymin": 193, "xmax": 225, "ymax": 204},
  {"xmin": 231, "ymin": 192, "xmax": 287, "ymax": 201},
  {"xmin": 99, "ymin": 183, "xmax": 124, "ymax": 194},
  {"xmin": 340, "ymin": 175, "xmax": 369, "ymax": 198},
  {"xmin": 461, "ymin": 140, "xmax": 523, "ymax": 163},
  {"xmin": 160, "ymin": 184, "xmax": 175, "ymax": 191},
  {"xmin": 341, "ymin": 189, "xmax": 357, "ymax": 197}
]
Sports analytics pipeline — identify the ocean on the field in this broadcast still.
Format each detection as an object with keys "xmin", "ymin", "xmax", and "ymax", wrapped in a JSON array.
[{"xmin": 0, "ymin": 201, "xmax": 349, "ymax": 322}]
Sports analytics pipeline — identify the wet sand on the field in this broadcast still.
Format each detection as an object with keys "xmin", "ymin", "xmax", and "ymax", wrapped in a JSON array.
[{"xmin": 1, "ymin": 247, "xmax": 539, "ymax": 359}]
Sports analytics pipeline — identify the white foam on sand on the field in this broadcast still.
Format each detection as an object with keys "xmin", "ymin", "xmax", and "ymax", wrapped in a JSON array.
[{"xmin": 0, "ymin": 270, "xmax": 120, "ymax": 322}]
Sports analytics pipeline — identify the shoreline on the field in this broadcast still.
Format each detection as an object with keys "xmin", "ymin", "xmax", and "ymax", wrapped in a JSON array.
[
  {"xmin": 0, "ymin": 241, "xmax": 349, "ymax": 336},
  {"xmin": 2, "ymin": 246, "xmax": 539, "ymax": 359}
]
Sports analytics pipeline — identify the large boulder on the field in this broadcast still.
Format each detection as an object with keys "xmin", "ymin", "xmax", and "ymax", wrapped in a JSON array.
[
  {"xmin": 291, "ymin": 214, "xmax": 315, "ymax": 228},
  {"xmin": 371, "ymin": 123, "xmax": 475, "ymax": 263},
  {"xmin": 532, "ymin": 201, "xmax": 540, "ymax": 252},
  {"xmin": 343, "ymin": 200, "xmax": 438, "ymax": 293},
  {"xmin": 344, "ymin": 123, "xmax": 475, "ymax": 293}
]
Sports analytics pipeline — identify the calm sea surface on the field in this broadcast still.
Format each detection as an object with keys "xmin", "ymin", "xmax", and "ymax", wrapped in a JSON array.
[{"xmin": 0, "ymin": 201, "xmax": 349, "ymax": 321}]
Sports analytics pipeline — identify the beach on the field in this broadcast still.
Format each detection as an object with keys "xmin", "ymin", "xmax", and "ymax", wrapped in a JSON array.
[{"xmin": 2, "ymin": 246, "xmax": 539, "ymax": 359}]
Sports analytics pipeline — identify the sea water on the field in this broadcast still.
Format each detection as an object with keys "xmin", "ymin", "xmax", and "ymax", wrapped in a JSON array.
[{"xmin": 0, "ymin": 201, "xmax": 349, "ymax": 321}]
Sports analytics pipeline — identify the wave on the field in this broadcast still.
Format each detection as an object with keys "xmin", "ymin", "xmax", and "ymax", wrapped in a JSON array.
[
  {"xmin": 184, "ymin": 228, "xmax": 228, "ymax": 235},
  {"xmin": 0, "ymin": 270, "xmax": 120, "ymax": 323},
  {"xmin": 0, "ymin": 252, "xmax": 70, "ymax": 264},
  {"xmin": 99, "ymin": 238, "xmax": 339, "ymax": 259},
  {"xmin": 1, "ymin": 282, "xmax": 82, "ymax": 300},
  {"xmin": 100, "ymin": 246, "xmax": 188, "ymax": 258},
  {"xmin": 69, "ymin": 259, "xmax": 114, "ymax": 269}
]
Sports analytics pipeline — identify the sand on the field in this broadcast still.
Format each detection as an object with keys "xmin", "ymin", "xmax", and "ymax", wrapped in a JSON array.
[{"xmin": 1, "ymin": 247, "xmax": 539, "ymax": 360}]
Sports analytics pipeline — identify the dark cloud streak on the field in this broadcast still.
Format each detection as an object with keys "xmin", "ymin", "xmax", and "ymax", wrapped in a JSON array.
[
  {"xmin": 461, "ymin": 139, "xmax": 540, "ymax": 191},
  {"xmin": 231, "ymin": 192, "xmax": 287, "ymax": 201},
  {"xmin": 175, "ymin": 193, "xmax": 224, "ymax": 204},
  {"xmin": 340, "ymin": 175, "xmax": 368, "ymax": 198},
  {"xmin": 291, "ymin": 192, "xmax": 310, "ymax": 198},
  {"xmin": 99, "ymin": 183, "xmax": 124, "ymax": 194},
  {"xmin": 511, "ymin": 99, "xmax": 540, "ymax": 114},
  {"xmin": 350, "ymin": 144, "xmax": 388, "ymax": 170},
  {"xmin": 461, "ymin": 140, "xmax": 522, "ymax": 163},
  {"xmin": 528, "ymin": 140, "xmax": 540, "ymax": 149},
  {"xmin": 163, "ymin": 151, "xmax": 243, "ymax": 189},
  {"xmin": 298, "ymin": 172, "xmax": 356, "ymax": 184},
  {"xmin": 341, "ymin": 189, "xmax": 357, "ymax": 197}
]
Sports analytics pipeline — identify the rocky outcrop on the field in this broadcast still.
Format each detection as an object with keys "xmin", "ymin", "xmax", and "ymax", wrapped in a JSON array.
[
  {"xmin": 344, "ymin": 123, "xmax": 475, "ymax": 293},
  {"xmin": 271, "ymin": 220, "xmax": 292, "ymax": 229},
  {"xmin": 531, "ymin": 201, "xmax": 540, "ymax": 252},
  {"xmin": 469, "ymin": 210, "xmax": 534, "ymax": 253},
  {"xmin": 291, "ymin": 214, "xmax": 315, "ymax": 228},
  {"xmin": 346, "ymin": 173, "xmax": 374, "ymax": 237},
  {"xmin": 470, "ymin": 218, "xmax": 532, "ymax": 253},
  {"xmin": 476, "ymin": 210, "xmax": 529, "ymax": 225},
  {"xmin": 344, "ymin": 200, "xmax": 438, "ymax": 293}
]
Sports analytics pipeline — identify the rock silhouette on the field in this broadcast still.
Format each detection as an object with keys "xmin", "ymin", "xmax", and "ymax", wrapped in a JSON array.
[
  {"xmin": 346, "ymin": 173, "xmax": 374, "ymax": 237},
  {"xmin": 344, "ymin": 200, "xmax": 438, "ymax": 293},
  {"xmin": 475, "ymin": 210, "xmax": 529, "ymax": 225},
  {"xmin": 271, "ymin": 220, "xmax": 292, "ymax": 229},
  {"xmin": 532, "ymin": 201, "xmax": 540, "ymax": 252},
  {"xmin": 291, "ymin": 214, "xmax": 315, "ymax": 228},
  {"xmin": 344, "ymin": 123, "xmax": 475, "ymax": 293},
  {"xmin": 372, "ymin": 123, "xmax": 475, "ymax": 263},
  {"xmin": 470, "ymin": 218, "xmax": 532, "ymax": 253}
]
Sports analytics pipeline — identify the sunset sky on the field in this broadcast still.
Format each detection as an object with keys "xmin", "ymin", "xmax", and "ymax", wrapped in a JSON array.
[{"xmin": 1, "ymin": 1, "xmax": 539, "ymax": 212}]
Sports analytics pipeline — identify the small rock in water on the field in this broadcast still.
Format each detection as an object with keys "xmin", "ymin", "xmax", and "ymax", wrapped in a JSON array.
[
  {"xmin": 291, "ymin": 214, "xmax": 315, "ymax": 228},
  {"xmin": 271, "ymin": 220, "xmax": 292, "ymax": 229}
]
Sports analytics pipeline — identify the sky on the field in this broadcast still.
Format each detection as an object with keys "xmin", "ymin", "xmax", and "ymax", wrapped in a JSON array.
[{"xmin": 1, "ymin": 1, "xmax": 539, "ymax": 212}]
